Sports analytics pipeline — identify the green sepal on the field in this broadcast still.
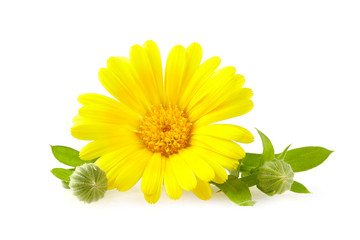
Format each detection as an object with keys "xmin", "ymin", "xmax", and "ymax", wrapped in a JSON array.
[
  {"xmin": 62, "ymin": 180, "xmax": 70, "ymax": 189},
  {"xmin": 277, "ymin": 144, "xmax": 291, "ymax": 160},
  {"xmin": 290, "ymin": 181, "xmax": 311, "ymax": 193},
  {"xmin": 213, "ymin": 176, "xmax": 256, "ymax": 206},
  {"xmin": 282, "ymin": 147, "xmax": 333, "ymax": 172},
  {"xmin": 229, "ymin": 169, "xmax": 240, "ymax": 178},
  {"xmin": 256, "ymin": 129, "xmax": 275, "ymax": 166},
  {"xmin": 50, "ymin": 145, "xmax": 96, "ymax": 167},
  {"xmin": 51, "ymin": 168, "xmax": 74, "ymax": 182}
]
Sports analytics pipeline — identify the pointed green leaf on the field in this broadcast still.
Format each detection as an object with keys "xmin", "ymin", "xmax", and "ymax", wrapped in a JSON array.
[
  {"xmin": 256, "ymin": 129, "xmax": 275, "ymax": 166},
  {"xmin": 51, "ymin": 168, "xmax": 73, "ymax": 182},
  {"xmin": 290, "ymin": 181, "xmax": 310, "ymax": 193},
  {"xmin": 277, "ymin": 144, "xmax": 291, "ymax": 160},
  {"xmin": 50, "ymin": 145, "xmax": 96, "ymax": 167},
  {"xmin": 280, "ymin": 147, "xmax": 333, "ymax": 172},
  {"xmin": 213, "ymin": 177, "xmax": 255, "ymax": 206}
]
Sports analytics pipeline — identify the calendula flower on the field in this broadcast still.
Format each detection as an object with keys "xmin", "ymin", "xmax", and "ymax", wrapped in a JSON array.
[{"xmin": 71, "ymin": 40, "xmax": 254, "ymax": 203}]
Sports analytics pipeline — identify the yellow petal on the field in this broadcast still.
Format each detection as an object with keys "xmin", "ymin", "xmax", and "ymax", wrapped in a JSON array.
[
  {"xmin": 143, "ymin": 154, "xmax": 165, "ymax": 204},
  {"xmin": 171, "ymin": 153, "xmax": 197, "ymax": 191},
  {"xmin": 180, "ymin": 43, "xmax": 203, "ymax": 95},
  {"xmin": 190, "ymin": 146, "xmax": 239, "ymax": 170},
  {"xmin": 192, "ymin": 177, "xmax": 212, "ymax": 200},
  {"xmin": 179, "ymin": 56, "xmax": 220, "ymax": 110},
  {"xmin": 71, "ymin": 123, "xmax": 135, "ymax": 140},
  {"xmin": 98, "ymin": 68, "xmax": 145, "ymax": 114},
  {"xmin": 233, "ymin": 74, "xmax": 246, "ymax": 88},
  {"xmin": 192, "ymin": 124, "xmax": 254, "ymax": 144},
  {"xmin": 78, "ymin": 105, "xmax": 139, "ymax": 128},
  {"xmin": 185, "ymin": 68, "xmax": 252, "ymax": 124},
  {"xmin": 95, "ymin": 144, "xmax": 144, "ymax": 189},
  {"xmin": 190, "ymin": 147, "xmax": 228, "ymax": 184},
  {"xmin": 191, "ymin": 135, "xmax": 246, "ymax": 159},
  {"xmin": 217, "ymin": 87, "xmax": 253, "ymax": 109},
  {"xmin": 179, "ymin": 147, "xmax": 215, "ymax": 182},
  {"xmin": 113, "ymin": 149, "xmax": 153, "ymax": 192},
  {"xmin": 78, "ymin": 93, "xmax": 122, "ymax": 106},
  {"xmin": 164, "ymin": 157, "xmax": 182, "ymax": 200},
  {"xmin": 95, "ymin": 144, "xmax": 143, "ymax": 171},
  {"xmin": 141, "ymin": 153, "xmax": 164, "ymax": 195},
  {"xmin": 130, "ymin": 44, "xmax": 161, "ymax": 106},
  {"xmin": 187, "ymin": 67, "xmax": 239, "ymax": 121},
  {"xmin": 79, "ymin": 136, "xmax": 141, "ymax": 160},
  {"xmin": 164, "ymin": 45, "xmax": 186, "ymax": 105},
  {"xmin": 143, "ymin": 40, "xmax": 165, "ymax": 103},
  {"xmin": 72, "ymin": 114, "xmax": 84, "ymax": 125},
  {"xmin": 106, "ymin": 57, "xmax": 152, "ymax": 113},
  {"xmin": 194, "ymin": 99, "xmax": 254, "ymax": 127},
  {"xmin": 144, "ymin": 190, "xmax": 162, "ymax": 204},
  {"xmin": 187, "ymin": 66, "xmax": 236, "ymax": 117}
]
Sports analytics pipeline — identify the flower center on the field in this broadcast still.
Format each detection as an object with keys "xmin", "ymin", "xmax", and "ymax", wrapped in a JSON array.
[{"xmin": 138, "ymin": 105, "xmax": 192, "ymax": 156}]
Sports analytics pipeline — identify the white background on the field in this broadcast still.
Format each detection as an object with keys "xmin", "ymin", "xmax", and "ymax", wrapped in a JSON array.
[{"xmin": 1, "ymin": 0, "xmax": 359, "ymax": 239}]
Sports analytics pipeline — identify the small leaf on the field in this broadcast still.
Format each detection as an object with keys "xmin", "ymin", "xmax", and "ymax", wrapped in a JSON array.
[
  {"xmin": 256, "ymin": 129, "xmax": 275, "ymax": 166},
  {"xmin": 241, "ymin": 153, "xmax": 262, "ymax": 168},
  {"xmin": 290, "ymin": 181, "xmax": 311, "ymax": 193},
  {"xmin": 51, "ymin": 168, "xmax": 73, "ymax": 181},
  {"xmin": 213, "ymin": 177, "xmax": 255, "ymax": 206},
  {"xmin": 277, "ymin": 144, "xmax": 291, "ymax": 160},
  {"xmin": 280, "ymin": 147, "xmax": 333, "ymax": 172},
  {"xmin": 50, "ymin": 145, "xmax": 96, "ymax": 167}
]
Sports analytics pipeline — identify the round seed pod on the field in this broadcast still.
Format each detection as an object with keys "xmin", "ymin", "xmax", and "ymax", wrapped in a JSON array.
[
  {"xmin": 257, "ymin": 159, "xmax": 294, "ymax": 196},
  {"xmin": 69, "ymin": 163, "xmax": 108, "ymax": 203}
]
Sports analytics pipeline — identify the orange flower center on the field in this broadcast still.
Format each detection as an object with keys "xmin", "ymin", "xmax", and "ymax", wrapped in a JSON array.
[{"xmin": 138, "ymin": 105, "xmax": 192, "ymax": 156}]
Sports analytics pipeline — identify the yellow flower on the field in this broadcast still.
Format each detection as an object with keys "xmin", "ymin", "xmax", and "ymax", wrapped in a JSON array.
[{"xmin": 71, "ymin": 40, "xmax": 254, "ymax": 203}]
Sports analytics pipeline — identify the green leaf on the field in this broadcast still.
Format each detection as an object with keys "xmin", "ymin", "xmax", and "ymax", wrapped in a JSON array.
[
  {"xmin": 50, "ymin": 145, "xmax": 96, "ymax": 167},
  {"xmin": 280, "ymin": 147, "xmax": 333, "ymax": 172},
  {"xmin": 290, "ymin": 181, "xmax": 310, "ymax": 193},
  {"xmin": 240, "ymin": 173, "xmax": 259, "ymax": 187},
  {"xmin": 238, "ymin": 153, "xmax": 262, "ymax": 176},
  {"xmin": 256, "ymin": 129, "xmax": 275, "ymax": 166},
  {"xmin": 277, "ymin": 144, "xmax": 291, "ymax": 160},
  {"xmin": 241, "ymin": 153, "xmax": 262, "ymax": 168},
  {"xmin": 213, "ymin": 176, "xmax": 255, "ymax": 206},
  {"xmin": 51, "ymin": 168, "xmax": 74, "ymax": 181}
]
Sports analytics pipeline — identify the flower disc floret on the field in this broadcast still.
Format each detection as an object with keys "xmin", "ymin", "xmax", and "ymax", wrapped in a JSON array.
[{"xmin": 138, "ymin": 105, "xmax": 192, "ymax": 156}]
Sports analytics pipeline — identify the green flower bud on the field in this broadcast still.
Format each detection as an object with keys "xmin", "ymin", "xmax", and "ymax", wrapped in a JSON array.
[
  {"xmin": 69, "ymin": 163, "xmax": 108, "ymax": 203},
  {"xmin": 257, "ymin": 159, "xmax": 294, "ymax": 196}
]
